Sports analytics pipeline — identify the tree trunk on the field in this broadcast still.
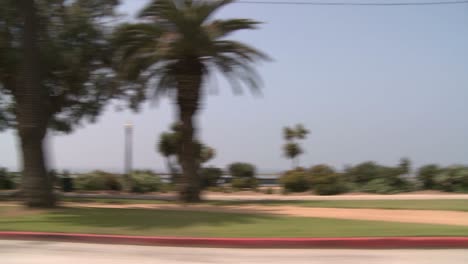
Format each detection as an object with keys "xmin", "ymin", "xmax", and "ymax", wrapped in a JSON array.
[
  {"xmin": 17, "ymin": 0, "xmax": 55, "ymax": 207},
  {"xmin": 175, "ymin": 60, "xmax": 203, "ymax": 203}
]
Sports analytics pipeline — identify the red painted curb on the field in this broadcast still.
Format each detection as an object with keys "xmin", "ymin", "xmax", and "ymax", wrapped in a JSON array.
[{"xmin": 1, "ymin": 232, "xmax": 468, "ymax": 248}]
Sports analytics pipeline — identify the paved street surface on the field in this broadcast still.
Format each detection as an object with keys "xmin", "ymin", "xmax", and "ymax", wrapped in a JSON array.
[{"xmin": 1, "ymin": 240, "xmax": 467, "ymax": 264}]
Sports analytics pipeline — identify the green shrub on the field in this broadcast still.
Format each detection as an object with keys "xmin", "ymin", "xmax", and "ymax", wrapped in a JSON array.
[
  {"xmin": 344, "ymin": 161, "xmax": 381, "ymax": 184},
  {"xmin": 309, "ymin": 164, "xmax": 335, "ymax": 176},
  {"xmin": 361, "ymin": 178, "xmax": 398, "ymax": 194},
  {"xmin": 0, "ymin": 168, "xmax": 15, "ymax": 190},
  {"xmin": 228, "ymin": 162, "xmax": 256, "ymax": 178},
  {"xmin": 265, "ymin": 187, "xmax": 274, "ymax": 194},
  {"xmin": 62, "ymin": 177, "xmax": 74, "ymax": 192},
  {"xmin": 279, "ymin": 170, "xmax": 309, "ymax": 192},
  {"xmin": 199, "ymin": 167, "xmax": 223, "ymax": 189},
  {"xmin": 433, "ymin": 166, "xmax": 468, "ymax": 193},
  {"xmin": 378, "ymin": 167, "xmax": 415, "ymax": 192},
  {"xmin": 231, "ymin": 177, "xmax": 257, "ymax": 189},
  {"xmin": 312, "ymin": 174, "xmax": 348, "ymax": 195},
  {"xmin": 228, "ymin": 162, "xmax": 257, "ymax": 189},
  {"xmin": 74, "ymin": 171, "xmax": 122, "ymax": 191},
  {"xmin": 308, "ymin": 165, "xmax": 347, "ymax": 195},
  {"xmin": 343, "ymin": 161, "xmax": 415, "ymax": 193},
  {"xmin": 61, "ymin": 170, "xmax": 73, "ymax": 192},
  {"xmin": 159, "ymin": 183, "xmax": 175, "ymax": 193},
  {"xmin": 130, "ymin": 171, "xmax": 162, "ymax": 193},
  {"xmin": 417, "ymin": 164, "xmax": 441, "ymax": 190}
]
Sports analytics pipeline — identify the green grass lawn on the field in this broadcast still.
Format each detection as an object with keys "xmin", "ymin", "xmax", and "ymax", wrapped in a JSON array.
[
  {"xmin": 209, "ymin": 199, "xmax": 468, "ymax": 211},
  {"xmin": 62, "ymin": 197, "xmax": 171, "ymax": 205},
  {"xmin": 1, "ymin": 206, "xmax": 468, "ymax": 237},
  {"xmin": 62, "ymin": 197, "xmax": 468, "ymax": 212}
]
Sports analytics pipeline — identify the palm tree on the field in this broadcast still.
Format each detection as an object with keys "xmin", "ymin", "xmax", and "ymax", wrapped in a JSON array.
[
  {"xmin": 283, "ymin": 124, "xmax": 309, "ymax": 169},
  {"xmin": 283, "ymin": 142, "xmax": 302, "ymax": 169},
  {"xmin": 114, "ymin": 0, "xmax": 267, "ymax": 202},
  {"xmin": 17, "ymin": 0, "xmax": 55, "ymax": 207}
]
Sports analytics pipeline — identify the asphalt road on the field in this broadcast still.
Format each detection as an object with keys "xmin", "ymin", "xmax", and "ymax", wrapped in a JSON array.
[{"xmin": 1, "ymin": 240, "xmax": 467, "ymax": 264}]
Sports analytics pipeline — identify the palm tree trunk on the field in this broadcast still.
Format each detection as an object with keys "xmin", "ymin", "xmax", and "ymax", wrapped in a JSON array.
[
  {"xmin": 176, "ymin": 60, "xmax": 203, "ymax": 203},
  {"xmin": 17, "ymin": 0, "xmax": 55, "ymax": 207},
  {"xmin": 178, "ymin": 111, "xmax": 200, "ymax": 202}
]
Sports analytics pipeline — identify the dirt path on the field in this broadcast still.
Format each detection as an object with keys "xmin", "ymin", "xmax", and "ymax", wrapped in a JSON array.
[
  {"xmin": 65, "ymin": 202, "xmax": 468, "ymax": 227},
  {"xmin": 203, "ymin": 192, "xmax": 468, "ymax": 201}
]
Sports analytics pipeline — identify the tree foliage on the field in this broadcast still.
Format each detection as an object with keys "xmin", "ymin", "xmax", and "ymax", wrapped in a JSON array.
[
  {"xmin": 0, "ymin": 0, "xmax": 122, "ymax": 133},
  {"xmin": 282, "ymin": 124, "xmax": 309, "ymax": 168},
  {"xmin": 228, "ymin": 162, "xmax": 256, "ymax": 178},
  {"xmin": 228, "ymin": 162, "xmax": 257, "ymax": 189},
  {"xmin": 344, "ymin": 159, "xmax": 414, "ymax": 193},
  {"xmin": 200, "ymin": 166, "xmax": 223, "ymax": 189},
  {"xmin": 417, "ymin": 164, "xmax": 440, "ymax": 190},
  {"xmin": 157, "ymin": 122, "xmax": 216, "ymax": 184},
  {"xmin": 283, "ymin": 143, "xmax": 302, "ymax": 163},
  {"xmin": 280, "ymin": 169, "xmax": 309, "ymax": 192},
  {"xmin": 433, "ymin": 166, "xmax": 468, "ymax": 193}
]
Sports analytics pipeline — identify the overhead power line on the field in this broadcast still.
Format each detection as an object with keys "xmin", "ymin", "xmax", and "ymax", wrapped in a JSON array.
[{"xmin": 235, "ymin": 0, "xmax": 468, "ymax": 6}]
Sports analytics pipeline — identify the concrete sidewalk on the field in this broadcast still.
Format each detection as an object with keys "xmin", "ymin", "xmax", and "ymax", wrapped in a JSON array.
[{"xmin": 1, "ymin": 240, "xmax": 467, "ymax": 264}]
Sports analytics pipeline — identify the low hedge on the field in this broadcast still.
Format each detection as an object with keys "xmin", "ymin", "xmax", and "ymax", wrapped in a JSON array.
[
  {"xmin": 311, "ymin": 174, "xmax": 348, "ymax": 195},
  {"xmin": 231, "ymin": 177, "xmax": 258, "ymax": 189},
  {"xmin": 279, "ymin": 170, "xmax": 309, "ymax": 192},
  {"xmin": 74, "ymin": 171, "xmax": 122, "ymax": 191},
  {"xmin": 200, "ymin": 167, "xmax": 223, "ymax": 189},
  {"xmin": 0, "ymin": 168, "xmax": 16, "ymax": 190},
  {"xmin": 130, "ymin": 172, "xmax": 162, "ymax": 193}
]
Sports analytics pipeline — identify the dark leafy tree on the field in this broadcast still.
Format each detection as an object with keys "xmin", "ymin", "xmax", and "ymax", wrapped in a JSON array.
[
  {"xmin": 417, "ymin": 164, "xmax": 440, "ymax": 190},
  {"xmin": 0, "ymin": 0, "xmax": 121, "ymax": 207}
]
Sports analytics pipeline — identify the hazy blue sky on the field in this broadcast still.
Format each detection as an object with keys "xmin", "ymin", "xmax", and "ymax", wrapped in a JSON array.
[{"xmin": 1, "ymin": 0, "xmax": 467, "ymax": 172}]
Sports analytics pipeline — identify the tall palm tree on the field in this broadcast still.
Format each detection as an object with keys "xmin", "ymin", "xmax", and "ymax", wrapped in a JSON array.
[
  {"xmin": 114, "ymin": 0, "xmax": 268, "ymax": 202},
  {"xmin": 283, "ymin": 142, "xmax": 302, "ymax": 169},
  {"xmin": 283, "ymin": 124, "xmax": 309, "ymax": 169}
]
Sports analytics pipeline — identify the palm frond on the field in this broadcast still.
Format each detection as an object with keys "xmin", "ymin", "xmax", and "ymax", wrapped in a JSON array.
[
  {"xmin": 206, "ymin": 19, "xmax": 260, "ymax": 38},
  {"xmin": 212, "ymin": 54, "xmax": 262, "ymax": 95},
  {"xmin": 113, "ymin": 23, "xmax": 164, "ymax": 80},
  {"xmin": 113, "ymin": 0, "xmax": 268, "ymax": 100},
  {"xmin": 191, "ymin": 0, "xmax": 235, "ymax": 25},
  {"xmin": 138, "ymin": 0, "xmax": 183, "ymax": 27},
  {"xmin": 152, "ymin": 69, "xmax": 177, "ymax": 99},
  {"xmin": 113, "ymin": 23, "xmax": 162, "ymax": 60},
  {"xmin": 212, "ymin": 40, "xmax": 270, "ymax": 62}
]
